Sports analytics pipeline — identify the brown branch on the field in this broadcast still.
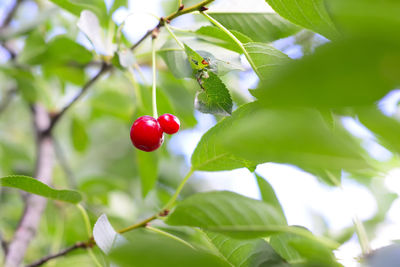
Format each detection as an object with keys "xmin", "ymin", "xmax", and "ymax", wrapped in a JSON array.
[
  {"xmin": 5, "ymin": 105, "xmax": 54, "ymax": 267},
  {"xmin": 0, "ymin": 0, "xmax": 23, "ymax": 30},
  {"xmin": 130, "ymin": 0, "xmax": 214, "ymax": 50},
  {"xmin": 26, "ymin": 213, "xmax": 162, "ymax": 267},
  {"xmin": 25, "ymin": 242, "xmax": 89, "ymax": 267},
  {"xmin": 47, "ymin": 62, "xmax": 112, "ymax": 132}
]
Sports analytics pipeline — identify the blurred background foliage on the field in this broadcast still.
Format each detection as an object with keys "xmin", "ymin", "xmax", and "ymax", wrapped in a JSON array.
[{"xmin": 0, "ymin": 0, "xmax": 400, "ymax": 266}]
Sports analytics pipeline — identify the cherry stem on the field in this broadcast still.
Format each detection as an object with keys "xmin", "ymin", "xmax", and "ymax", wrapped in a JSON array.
[
  {"xmin": 164, "ymin": 23, "xmax": 185, "ymax": 49},
  {"xmin": 201, "ymin": 11, "xmax": 261, "ymax": 77},
  {"xmin": 163, "ymin": 168, "xmax": 195, "ymax": 210},
  {"xmin": 151, "ymin": 37, "xmax": 158, "ymax": 118}
]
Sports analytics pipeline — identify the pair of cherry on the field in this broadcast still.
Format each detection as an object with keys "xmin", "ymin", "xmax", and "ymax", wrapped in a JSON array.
[{"xmin": 130, "ymin": 114, "xmax": 180, "ymax": 152}]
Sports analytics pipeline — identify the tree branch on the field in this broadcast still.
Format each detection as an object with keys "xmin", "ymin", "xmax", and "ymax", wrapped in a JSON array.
[
  {"xmin": 5, "ymin": 105, "xmax": 54, "ymax": 267},
  {"xmin": 129, "ymin": 0, "xmax": 214, "ymax": 50},
  {"xmin": 25, "ymin": 242, "xmax": 89, "ymax": 267},
  {"xmin": 26, "ymin": 210, "xmax": 171, "ymax": 267},
  {"xmin": 0, "ymin": 0, "xmax": 23, "ymax": 30},
  {"xmin": 47, "ymin": 62, "xmax": 111, "ymax": 132}
]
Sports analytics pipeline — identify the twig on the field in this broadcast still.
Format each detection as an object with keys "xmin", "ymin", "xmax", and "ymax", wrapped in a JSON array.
[
  {"xmin": 129, "ymin": 0, "xmax": 214, "ymax": 51},
  {"xmin": 5, "ymin": 105, "xmax": 54, "ymax": 267},
  {"xmin": 47, "ymin": 62, "xmax": 112, "ymax": 132},
  {"xmin": 26, "ymin": 242, "xmax": 89, "ymax": 267},
  {"xmin": 0, "ymin": 0, "xmax": 23, "ymax": 30},
  {"xmin": 26, "ymin": 213, "xmax": 161, "ymax": 267}
]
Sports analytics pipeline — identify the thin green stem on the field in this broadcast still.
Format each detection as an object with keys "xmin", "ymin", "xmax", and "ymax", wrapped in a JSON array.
[
  {"xmin": 164, "ymin": 23, "xmax": 184, "ymax": 49},
  {"xmin": 146, "ymin": 226, "xmax": 195, "ymax": 249},
  {"xmin": 151, "ymin": 37, "xmax": 158, "ymax": 118},
  {"xmin": 164, "ymin": 169, "xmax": 195, "ymax": 210},
  {"xmin": 76, "ymin": 204, "xmax": 103, "ymax": 267},
  {"xmin": 201, "ymin": 12, "xmax": 261, "ymax": 77},
  {"xmin": 117, "ymin": 214, "xmax": 158, "ymax": 234}
]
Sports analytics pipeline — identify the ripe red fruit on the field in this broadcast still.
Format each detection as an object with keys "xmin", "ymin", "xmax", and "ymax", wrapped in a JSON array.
[
  {"xmin": 157, "ymin": 114, "xmax": 180, "ymax": 134},
  {"xmin": 130, "ymin": 116, "xmax": 164, "ymax": 152}
]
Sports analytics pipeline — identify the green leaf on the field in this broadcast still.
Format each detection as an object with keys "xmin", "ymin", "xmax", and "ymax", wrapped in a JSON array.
[
  {"xmin": 184, "ymin": 43, "xmax": 210, "ymax": 70},
  {"xmin": 356, "ymin": 106, "xmax": 400, "ymax": 155},
  {"xmin": 110, "ymin": 230, "xmax": 230, "ymax": 267},
  {"xmin": 44, "ymin": 36, "xmax": 93, "ymax": 65},
  {"xmin": 71, "ymin": 116, "xmax": 89, "ymax": 152},
  {"xmin": 252, "ymin": 38, "xmax": 400, "ymax": 107},
  {"xmin": 191, "ymin": 102, "xmax": 259, "ymax": 171},
  {"xmin": 49, "ymin": 0, "xmax": 108, "ymax": 26},
  {"xmin": 109, "ymin": 0, "xmax": 127, "ymax": 15},
  {"xmin": 243, "ymin": 42, "xmax": 291, "ymax": 81},
  {"xmin": 219, "ymin": 107, "xmax": 372, "ymax": 176},
  {"xmin": 158, "ymin": 43, "xmax": 192, "ymax": 79},
  {"xmin": 208, "ymin": 12, "xmax": 301, "ymax": 43},
  {"xmin": 269, "ymin": 230, "xmax": 340, "ymax": 266},
  {"xmin": 91, "ymin": 90, "xmax": 134, "ymax": 122},
  {"xmin": 137, "ymin": 150, "xmax": 158, "ymax": 197},
  {"xmin": 195, "ymin": 71, "xmax": 233, "ymax": 115},
  {"xmin": 0, "ymin": 175, "xmax": 82, "ymax": 204},
  {"xmin": 196, "ymin": 26, "xmax": 253, "ymax": 53},
  {"xmin": 265, "ymin": 0, "xmax": 339, "ymax": 40},
  {"xmin": 18, "ymin": 30, "xmax": 46, "ymax": 65},
  {"xmin": 166, "ymin": 191, "xmax": 286, "ymax": 239},
  {"xmin": 255, "ymin": 173, "xmax": 286, "ymax": 224},
  {"xmin": 205, "ymin": 231, "xmax": 289, "ymax": 267}
]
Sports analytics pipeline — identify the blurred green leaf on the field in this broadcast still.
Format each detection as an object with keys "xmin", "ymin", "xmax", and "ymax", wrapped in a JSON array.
[
  {"xmin": 49, "ymin": 0, "xmax": 108, "ymax": 26},
  {"xmin": 158, "ymin": 42, "xmax": 192, "ymax": 79},
  {"xmin": 356, "ymin": 106, "xmax": 400, "ymax": 155},
  {"xmin": 266, "ymin": 0, "xmax": 339, "ymax": 40},
  {"xmin": 137, "ymin": 150, "xmax": 159, "ymax": 197},
  {"xmin": 110, "ymin": 230, "xmax": 230, "ymax": 267},
  {"xmin": 0, "ymin": 175, "xmax": 82, "ymax": 204},
  {"xmin": 191, "ymin": 102, "xmax": 259, "ymax": 171},
  {"xmin": 196, "ymin": 26, "xmax": 253, "ymax": 53},
  {"xmin": 71, "ymin": 116, "xmax": 89, "ymax": 152},
  {"xmin": 91, "ymin": 90, "xmax": 134, "ymax": 121},
  {"xmin": 18, "ymin": 30, "xmax": 46, "ymax": 65},
  {"xmin": 208, "ymin": 12, "xmax": 301, "ymax": 43},
  {"xmin": 252, "ymin": 38, "xmax": 400, "ymax": 107},
  {"xmin": 270, "ymin": 231, "xmax": 340, "ymax": 266},
  {"xmin": 205, "ymin": 231, "xmax": 289, "ymax": 267},
  {"xmin": 255, "ymin": 173, "xmax": 286, "ymax": 223},
  {"xmin": 166, "ymin": 190, "xmax": 286, "ymax": 239},
  {"xmin": 195, "ymin": 71, "xmax": 233, "ymax": 115},
  {"xmin": 244, "ymin": 42, "xmax": 291, "ymax": 80},
  {"xmin": 109, "ymin": 0, "xmax": 127, "ymax": 15},
  {"xmin": 45, "ymin": 36, "xmax": 93, "ymax": 65},
  {"xmin": 220, "ymin": 107, "xmax": 372, "ymax": 177}
]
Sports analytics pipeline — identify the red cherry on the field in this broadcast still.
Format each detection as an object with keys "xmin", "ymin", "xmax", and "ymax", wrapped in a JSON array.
[
  {"xmin": 157, "ymin": 114, "xmax": 180, "ymax": 134},
  {"xmin": 130, "ymin": 116, "xmax": 164, "ymax": 152}
]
